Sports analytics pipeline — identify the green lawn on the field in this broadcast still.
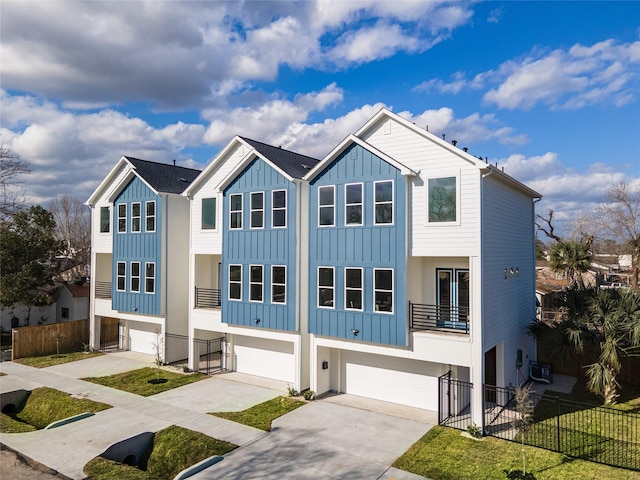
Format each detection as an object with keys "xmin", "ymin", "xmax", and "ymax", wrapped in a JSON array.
[
  {"xmin": 14, "ymin": 350, "xmax": 103, "ymax": 368},
  {"xmin": 84, "ymin": 425, "xmax": 237, "ymax": 480},
  {"xmin": 394, "ymin": 426, "xmax": 640, "ymax": 480},
  {"xmin": 210, "ymin": 396, "xmax": 305, "ymax": 431},
  {"xmin": 82, "ymin": 367, "xmax": 206, "ymax": 396},
  {"xmin": 0, "ymin": 386, "xmax": 111, "ymax": 432}
]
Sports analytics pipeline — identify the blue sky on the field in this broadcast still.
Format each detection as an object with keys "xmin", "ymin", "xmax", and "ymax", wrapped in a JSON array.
[{"xmin": 1, "ymin": 1, "xmax": 638, "ymax": 234}]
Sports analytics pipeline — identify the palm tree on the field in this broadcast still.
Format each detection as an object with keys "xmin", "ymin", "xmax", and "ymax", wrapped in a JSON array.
[
  {"xmin": 549, "ymin": 240, "xmax": 591, "ymax": 289},
  {"xmin": 529, "ymin": 288, "xmax": 640, "ymax": 404}
]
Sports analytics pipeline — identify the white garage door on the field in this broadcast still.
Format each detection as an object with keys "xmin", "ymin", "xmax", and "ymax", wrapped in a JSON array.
[
  {"xmin": 233, "ymin": 336, "xmax": 294, "ymax": 383},
  {"xmin": 342, "ymin": 351, "xmax": 440, "ymax": 411},
  {"xmin": 128, "ymin": 321, "xmax": 158, "ymax": 356}
]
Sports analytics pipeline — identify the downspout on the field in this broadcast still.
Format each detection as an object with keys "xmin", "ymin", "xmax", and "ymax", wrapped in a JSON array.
[{"xmin": 163, "ymin": 193, "xmax": 169, "ymax": 361}]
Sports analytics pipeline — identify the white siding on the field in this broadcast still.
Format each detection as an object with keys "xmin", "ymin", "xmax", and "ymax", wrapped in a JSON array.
[{"xmin": 166, "ymin": 194, "xmax": 191, "ymax": 336}]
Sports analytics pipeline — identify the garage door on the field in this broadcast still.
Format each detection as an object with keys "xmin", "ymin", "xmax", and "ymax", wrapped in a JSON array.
[
  {"xmin": 128, "ymin": 322, "xmax": 158, "ymax": 356},
  {"xmin": 233, "ymin": 336, "xmax": 294, "ymax": 383},
  {"xmin": 342, "ymin": 351, "xmax": 440, "ymax": 410}
]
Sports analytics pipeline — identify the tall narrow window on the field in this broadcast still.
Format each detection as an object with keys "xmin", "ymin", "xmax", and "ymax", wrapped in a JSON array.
[
  {"xmin": 229, "ymin": 264, "xmax": 242, "ymax": 300},
  {"xmin": 250, "ymin": 192, "xmax": 264, "ymax": 229},
  {"xmin": 374, "ymin": 268, "xmax": 393, "ymax": 313},
  {"xmin": 116, "ymin": 262, "xmax": 126, "ymax": 291},
  {"xmin": 318, "ymin": 186, "xmax": 335, "ymax": 226},
  {"xmin": 345, "ymin": 183, "xmax": 363, "ymax": 225},
  {"xmin": 250, "ymin": 265, "xmax": 263, "ymax": 302},
  {"xmin": 230, "ymin": 194, "xmax": 242, "ymax": 229},
  {"xmin": 272, "ymin": 266, "xmax": 286, "ymax": 304},
  {"xmin": 131, "ymin": 203, "xmax": 141, "ymax": 232},
  {"xmin": 146, "ymin": 201, "xmax": 156, "ymax": 232},
  {"xmin": 201, "ymin": 197, "xmax": 216, "ymax": 230},
  {"xmin": 345, "ymin": 268, "xmax": 363, "ymax": 310},
  {"xmin": 374, "ymin": 181, "xmax": 393, "ymax": 224},
  {"xmin": 145, "ymin": 263, "xmax": 155, "ymax": 294},
  {"xmin": 100, "ymin": 206, "xmax": 110, "ymax": 233},
  {"xmin": 428, "ymin": 177, "xmax": 457, "ymax": 223},
  {"xmin": 130, "ymin": 262, "xmax": 140, "ymax": 292},
  {"xmin": 117, "ymin": 204, "xmax": 127, "ymax": 233},
  {"xmin": 318, "ymin": 267, "xmax": 334, "ymax": 308},
  {"xmin": 272, "ymin": 190, "xmax": 286, "ymax": 228}
]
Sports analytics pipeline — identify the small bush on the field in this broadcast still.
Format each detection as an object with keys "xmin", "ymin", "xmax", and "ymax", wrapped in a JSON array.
[
  {"xmin": 303, "ymin": 390, "xmax": 315, "ymax": 401},
  {"xmin": 287, "ymin": 384, "xmax": 299, "ymax": 397},
  {"xmin": 467, "ymin": 423, "xmax": 483, "ymax": 439}
]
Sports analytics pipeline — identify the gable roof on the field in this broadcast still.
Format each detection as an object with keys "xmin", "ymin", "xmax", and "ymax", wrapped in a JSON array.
[
  {"xmin": 60, "ymin": 282, "xmax": 90, "ymax": 298},
  {"xmin": 124, "ymin": 157, "xmax": 201, "ymax": 194},
  {"xmin": 239, "ymin": 137, "xmax": 319, "ymax": 179}
]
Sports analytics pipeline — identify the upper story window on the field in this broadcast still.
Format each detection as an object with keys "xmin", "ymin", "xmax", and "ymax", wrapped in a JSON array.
[
  {"xmin": 428, "ymin": 176, "xmax": 457, "ymax": 223},
  {"xmin": 117, "ymin": 204, "xmax": 127, "ymax": 233},
  {"xmin": 130, "ymin": 262, "xmax": 140, "ymax": 292},
  {"xmin": 250, "ymin": 265, "xmax": 263, "ymax": 302},
  {"xmin": 146, "ymin": 201, "xmax": 156, "ymax": 232},
  {"xmin": 131, "ymin": 203, "xmax": 141, "ymax": 233},
  {"xmin": 318, "ymin": 266, "xmax": 334, "ymax": 308},
  {"xmin": 374, "ymin": 268, "xmax": 393, "ymax": 313},
  {"xmin": 272, "ymin": 190, "xmax": 286, "ymax": 228},
  {"xmin": 202, "ymin": 197, "xmax": 216, "ymax": 230},
  {"xmin": 229, "ymin": 264, "xmax": 242, "ymax": 300},
  {"xmin": 250, "ymin": 192, "xmax": 264, "ymax": 229},
  {"xmin": 116, "ymin": 262, "xmax": 126, "ymax": 291},
  {"xmin": 145, "ymin": 262, "xmax": 155, "ymax": 294},
  {"xmin": 230, "ymin": 194, "xmax": 242, "ymax": 229},
  {"xmin": 374, "ymin": 180, "xmax": 393, "ymax": 225},
  {"xmin": 318, "ymin": 186, "xmax": 335, "ymax": 226},
  {"xmin": 100, "ymin": 206, "xmax": 110, "ymax": 233},
  {"xmin": 272, "ymin": 265, "xmax": 286, "ymax": 304},
  {"xmin": 345, "ymin": 268, "xmax": 363, "ymax": 310},
  {"xmin": 345, "ymin": 183, "xmax": 363, "ymax": 226}
]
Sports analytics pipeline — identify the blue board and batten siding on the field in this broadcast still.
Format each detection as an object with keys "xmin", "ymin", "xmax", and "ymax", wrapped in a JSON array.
[
  {"xmin": 308, "ymin": 143, "xmax": 408, "ymax": 346},
  {"xmin": 222, "ymin": 157, "xmax": 297, "ymax": 332},
  {"xmin": 112, "ymin": 177, "xmax": 162, "ymax": 315}
]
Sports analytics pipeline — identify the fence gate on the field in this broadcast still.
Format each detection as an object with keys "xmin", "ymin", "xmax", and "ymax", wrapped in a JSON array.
[
  {"xmin": 100, "ymin": 318, "xmax": 123, "ymax": 352},
  {"xmin": 193, "ymin": 336, "xmax": 227, "ymax": 375},
  {"xmin": 438, "ymin": 371, "xmax": 474, "ymax": 431}
]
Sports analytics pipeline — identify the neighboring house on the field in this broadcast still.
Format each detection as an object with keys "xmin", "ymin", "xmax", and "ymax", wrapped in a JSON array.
[
  {"xmin": 86, "ymin": 156, "xmax": 200, "ymax": 360},
  {"xmin": 182, "ymin": 137, "xmax": 319, "ymax": 391},
  {"xmin": 1, "ymin": 304, "xmax": 56, "ymax": 331},
  {"xmin": 56, "ymin": 281, "xmax": 90, "ymax": 322}
]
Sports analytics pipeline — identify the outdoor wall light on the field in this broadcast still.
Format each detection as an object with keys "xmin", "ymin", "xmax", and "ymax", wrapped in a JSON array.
[
  {"xmin": 133, "ymin": 307, "xmax": 138, "ymax": 312},
  {"xmin": 351, "ymin": 328, "xmax": 359, "ymax": 336},
  {"xmin": 322, "ymin": 361, "xmax": 329, "ymax": 370},
  {"xmin": 516, "ymin": 267, "xmax": 520, "ymax": 277},
  {"xmin": 254, "ymin": 318, "xmax": 260, "ymax": 325},
  {"xmin": 504, "ymin": 268, "xmax": 508, "ymax": 280}
]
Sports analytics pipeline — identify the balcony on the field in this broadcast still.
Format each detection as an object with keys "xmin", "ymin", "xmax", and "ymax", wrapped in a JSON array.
[
  {"xmin": 195, "ymin": 287, "xmax": 221, "ymax": 309},
  {"xmin": 409, "ymin": 302, "xmax": 469, "ymax": 334},
  {"xmin": 95, "ymin": 281, "xmax": 112, "ymax": 299}
]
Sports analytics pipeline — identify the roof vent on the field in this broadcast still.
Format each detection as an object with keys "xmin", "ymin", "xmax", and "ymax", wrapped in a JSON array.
[
  {"xmin": 451, "ymin": 140, "xmax": 457, "ymax": 147},
  {"xmin": 301, "ymin": 164, "xmax": 311, "ymax": 170},
  {"xmin": 178, "ymin": 177, "xmax": 188, "ymax": 182},
  {"xmin": 463, "ymin": 147, "xmax": 468, "ymax": 152}
]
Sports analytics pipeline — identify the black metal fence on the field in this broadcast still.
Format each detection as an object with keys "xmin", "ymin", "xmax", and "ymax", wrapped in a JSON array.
[
  {"xmin": 193, "ymin": 336, "xmax": 226, "ymax": 375},
  {"xmin": 438, "ymin": 371, "xmax": 473, "ymax": 431},
  {"xmin": 99, "ymin": 321, "xmax": 123, "ymax": 352},
  {"xmin": 409, "ymin": 302, "xmax": 469, "ymax": 334},
  {"xmin": 195, "ymin": 287, "xmax": 221, "ymax": 308}
]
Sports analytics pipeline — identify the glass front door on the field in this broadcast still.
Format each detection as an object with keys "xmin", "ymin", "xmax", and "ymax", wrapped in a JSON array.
[{"xmin": 436, "ymin": 268, "xmax": 469, "ymax": 328}]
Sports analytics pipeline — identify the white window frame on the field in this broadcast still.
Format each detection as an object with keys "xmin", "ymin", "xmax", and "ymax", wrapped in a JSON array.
[
  {"xmin": 116, "ymin": 261, "xmax": 126, "ymax": 291},
  {"xmin": 374, "ymin": 180, "xmax": 394, "ymax": 225},
  {"xmin": 345, "ymin": 267, "xmax": 363, "ymax": 311},
  {"xmin": 144, "ymin": 262, "xmax": 155, "ymax": 294},
  {"xmin": 317, "ymin": 266, "xmax": 335, "ymax": 309},
  {"xmin": 249, "ymin": 264, "xmax": 263, "ymax": 302},
  {"xmin": 146, "ymin": 201, "xmax": 156, "ymax": 232},
  {"xmin": 345, "ymin": 183, "xmax": 363, "ymax": 226},
  {"xmin": 230, "ymin": 194, "xmax": 243, "ymax": 229},
  {"xmin": 117, "ymin": 204, "xmax": 127, "ymax": 233},
  {"xmin": 427, "ymin": 174, "xmax": 460, "ymax": 225},
  {"xmin": 272, "ymin": 189, "xmax": 287, "ymax": 228},
  {"xmin": 373, "ymin": 268, "xmax": 394, "ymax": 314},
  {"xmin": 131, "ymin": 202, "xmax": 141, "ymax": 233},
  {"xmin": 130, "ymin": 262, "xmax": 140, "ymax": 292},
  {"xmin": 271, "ymin": 265, "xmax": 286, "ymax": 304},
  {"xmin": 201, "ymin": 197, "xmax": 216, "ymax": 230},
  {"xmin": 318, "ymin": 185, "xmax": 335, "ymax": 227},
  {"xmin": 228, "ymin": 264, "xmax": 242, "ymax": 301},
  {"xmin": 250, "ymin": 191, "xmax": 264, "ymax": 229}
]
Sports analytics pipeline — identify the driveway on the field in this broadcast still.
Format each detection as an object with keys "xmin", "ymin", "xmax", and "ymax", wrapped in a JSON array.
[{"xmin": 0, "ymin": 353, "xmax": 434, "ymax": 479}]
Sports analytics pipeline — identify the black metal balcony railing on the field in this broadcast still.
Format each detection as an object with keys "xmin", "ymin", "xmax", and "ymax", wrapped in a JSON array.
[
  {"xmin": 409, "ymin": 302, "xmax": 469, "ymax": 334},
  {"xmin": 195, "ymin": 287, "xmax": 222, "ymax": 308},
  {"xmin": 95, "ymin": 281, "xmax": 112, "ymax": 299}
]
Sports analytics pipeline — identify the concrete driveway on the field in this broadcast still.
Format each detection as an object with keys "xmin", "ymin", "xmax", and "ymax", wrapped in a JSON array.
[{"xmin": 0, "ymin": 353, "xmax": 434, "ymax": 479}]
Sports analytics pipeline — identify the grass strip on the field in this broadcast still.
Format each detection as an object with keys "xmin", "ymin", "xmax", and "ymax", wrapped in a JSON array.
[
  {"xmin": 0, "ymin": 386, "xmax": 111, "ymax": 432},
  {"xmin": 14, "ymin": 351, "xmax": 103, "ymax": 368},
  {"xmin": 210, "ymin": 396, "xmax": 305, "ymax": 431},
  {"xmin": 82, "ymin": 367, "xmax": 206, "ymax": 396},
  {"xmin": 393, "ymin": 426, "xmax": 640, "ymax": 480}
]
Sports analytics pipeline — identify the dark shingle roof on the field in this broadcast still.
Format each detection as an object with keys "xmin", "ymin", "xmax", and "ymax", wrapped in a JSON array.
[
  {"xmin": 124, "ymin": 157, "xmax": 201, "ymax": 194},
  {"xmin": 240, "ymin": 137, "xmax": 319, "ymax": 179}
]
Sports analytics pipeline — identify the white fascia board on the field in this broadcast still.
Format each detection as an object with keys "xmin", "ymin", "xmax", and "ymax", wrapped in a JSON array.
[
  {"xmin": 303, "ymin": 134, "xmax": 416, "ymax": 182},
  {"xmin": 106, "ymin": 158, "xmax": 159, "ymax": 203},
  {"xmin": 86, "ymin": 156, "xmax": 129, "ymax": 206}
]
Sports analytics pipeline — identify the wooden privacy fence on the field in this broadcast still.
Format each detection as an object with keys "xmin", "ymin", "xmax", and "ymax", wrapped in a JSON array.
[{"xmin": 11, "ymin": 319, "xmax": 89, "ymax": 360}]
